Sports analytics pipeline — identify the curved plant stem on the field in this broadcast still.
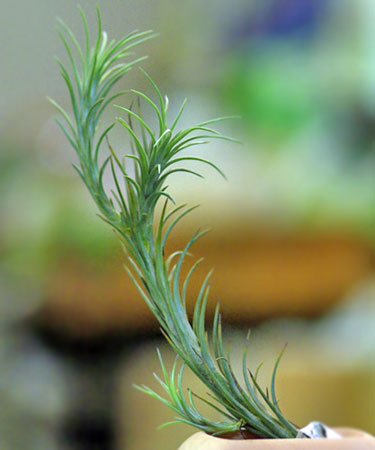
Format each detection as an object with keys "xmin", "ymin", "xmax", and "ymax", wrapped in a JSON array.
[{"xmin": 51, "ymin": 7, "xmax": 298, "ymax": 439}]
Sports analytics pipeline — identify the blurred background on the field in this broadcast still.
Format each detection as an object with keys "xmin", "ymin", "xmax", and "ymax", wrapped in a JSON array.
[{"xmin": 0, "ymin": 0, "xmax": 374, "ymax": 449}]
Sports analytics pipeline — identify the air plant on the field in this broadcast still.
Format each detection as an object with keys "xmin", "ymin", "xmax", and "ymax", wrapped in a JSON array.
[{"xmin": 50, "ymin": 7, "xmax": 298, "ymax": 439}]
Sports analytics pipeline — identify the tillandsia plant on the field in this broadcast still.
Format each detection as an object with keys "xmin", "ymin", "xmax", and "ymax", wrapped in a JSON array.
[{"xmin": 50, "ymin": 7, "xmax": 299, "ymax": 439}]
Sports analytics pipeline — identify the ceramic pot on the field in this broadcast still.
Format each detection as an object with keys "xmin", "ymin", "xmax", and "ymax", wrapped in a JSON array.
[{"xmin": 178, "ymin": 428, "xmax": 375, "ymax": 449}]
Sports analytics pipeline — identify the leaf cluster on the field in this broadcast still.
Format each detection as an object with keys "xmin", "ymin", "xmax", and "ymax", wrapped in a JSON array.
[{"xmin": 51, "ymin": 7, "xmax": 298, "ymax": 439}]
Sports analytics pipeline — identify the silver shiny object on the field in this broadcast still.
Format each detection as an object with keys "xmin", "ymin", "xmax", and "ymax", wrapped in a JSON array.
[{"xmin": 297, "ymin": 421, "xmax": 343, "ymax": 439}]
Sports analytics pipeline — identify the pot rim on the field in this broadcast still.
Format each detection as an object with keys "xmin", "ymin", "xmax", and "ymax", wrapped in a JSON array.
[
  {"xmin": 178, "ymin": 428, "xmax": 375, "ymax": 450},
  {"xmin": 207, "ymin": 428, "xmax": 373, "ymax": 442}
]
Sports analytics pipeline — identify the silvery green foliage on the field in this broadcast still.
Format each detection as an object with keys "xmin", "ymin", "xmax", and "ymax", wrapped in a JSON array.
[{"xmin": 51, "ymin": 7, "xmax": 298, "ymax": 438}]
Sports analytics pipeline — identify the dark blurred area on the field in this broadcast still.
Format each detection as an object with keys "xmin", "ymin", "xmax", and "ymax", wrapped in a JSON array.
[{"xmin": 0, "ymin": 0, "xmax": 374, "ymax": 449}]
